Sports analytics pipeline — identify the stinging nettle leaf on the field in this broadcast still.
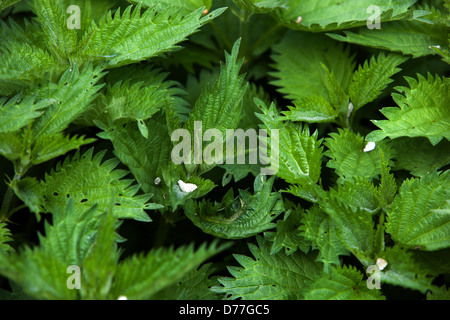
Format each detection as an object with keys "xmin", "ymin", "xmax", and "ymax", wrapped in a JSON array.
[
  {"xmin": 212, "ymin": 236, "xmax": 322, "ymax": 300},
  {"xmin": 367, "ymin": 73, "xmax": 450, "ymax": 146},
  {"xmin": 184, "ymin": 175, "xmax": 283, "ymax": 239},
  {"xmin": 78, "ymin": 4, "xmax": 226, "ymax": 67},
  {"xmin": 275, "ymin": 0, "xmax": 417, "ymax": 32},
  {"xmin": 41, "ymin": 148, "xmax": 162, "ymax": 222},
  {"xmin": 386, "ymin": 170, "xmax": 450, "ymax": 251}
]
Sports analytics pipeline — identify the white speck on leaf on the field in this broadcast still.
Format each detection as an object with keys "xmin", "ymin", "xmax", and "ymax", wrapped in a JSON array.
[
  {"xmin": 376, "ymin": 258, "xmax": 388, "ymax": 271},
  {"xmin": 117, "ymin": 295, "xmax": 128, "ymax": 300},
  {"xmin": 154, "ymin": 177, "xmax": 161, "ymax": 185},
  {"xmin": 296, "ymin": 16, "xmax": 302, "ymax": 23},
  {"xmin": 364, "ymin": 141, "xmax": 376, "ymax": 152},
  {"xmin": 178, "ymin": 180, "xmax": 198, "ymax": 193}
]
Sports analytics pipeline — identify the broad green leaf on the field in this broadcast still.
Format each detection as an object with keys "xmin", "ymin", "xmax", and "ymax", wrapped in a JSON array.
[
  {"xmin": 128, "ymin": 0, "xmax": 212, "ymax": 14},
  {"xmin": 327, "ymin": 20, "xmax": 448, "ymax": 58},
  {"xmin": 304, "ymin": 265, "xmax": 385, "ymax": 300},
  {"xmin": 320, "ymin": 191, "xmax": 376, "ymax": 264},
  {"xmin": 212, "ymin": 236, "xmax": 322, "ymax": 299},
  {"xmin": 111, "ymin": 241, "xmax": 229, "ymax": 300},
  {"xmin": 80, "ymin": 205, "xmax": 119, "ymax": 300},
  {"xmin": 275, "ymin": 0, "xmax": 417, "ymax": 31},
  {"xmin": 264, "ymin": 199, "xmax": 310, "ymax": 256},
  {"xmin": 390, "ymin": 137, "xmax": 450, "ymax": 176},
  {"xmin": 184, "ymin": 39, "xmax": 249, "ymax": 174},
  {"xmin": 97, "ymin": 113, "xmax": 172, "ymax": 197},
  {"xmin": 367, "ymin": 74, "xmax": 450, "ymax": 146},
  {"xmin": 30, "ymin": 133, "xmax": 95, "ymax": 166},
  {"xmin": 281, "ymin": 95, "xmax": 338, "ymax": 123},
  {"xmin": 324, "ymin": 128, "xmax": 394, "ymax": 182},
  {"xmin": 78, "ymin": 5, "xmax": 226, "ymax": 68},
  {"xmin": 0, "ymin": 95, "xmax": 50, "ymax": 133},
  {"xmin": 41, "ymin": 148, "xmax": 161, "ymax": 222},
  {"xmin": 0, "ymin": 42, "xmax": 58, "ymax": 95},
  {"xmin": 91, "ymin": 67, "xmax": 182, "ymax": 136},
  {"xmin": 32, "ymin": 0, "xmax": 79, "ymax": 59},
  {"xmin": 386, "ymin": 170, "xmax": 450, "ymax": 251},
  {"xmin": 349, "ymin": 53, "xmax": 409, "ymax": 110},
  {"xmin": 97, "ymin": 113, "xmax": 214, "ymax": 212},
  {"xmin": 184, "ymin": 176, "xmax": 283, "ymax": 239},
  {"xmin": 255, "ymin": 99, "xmax": 323, "ymax": 185},
  {"xmin": 378, "ymin": 246, "xmax": 434, "ymax": 293},
  {"xmin": 32, "ymin": 65, "xmax": 105, "ymax": 140},
  {"xmin": 300, "ymin": 205, "xmax": 349, "ymax": 266},
  {"xmin": 0, "ymin": 200, "xmax": 106, "ymax": 300},
  {"xmin": 271, "ymin": 31, "xmax": 355, "ymax": 106}
]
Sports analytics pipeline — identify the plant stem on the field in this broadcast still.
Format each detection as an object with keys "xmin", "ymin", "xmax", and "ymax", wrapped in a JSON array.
[{"xmin": 0, "ymin": 173, "xmax": 21, "ymax": 222}]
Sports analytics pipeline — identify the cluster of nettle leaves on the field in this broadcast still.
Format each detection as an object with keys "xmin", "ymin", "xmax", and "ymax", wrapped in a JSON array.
[{"xmin": 0, "ymin": 0, "xmax": 449, "ymax": 300}]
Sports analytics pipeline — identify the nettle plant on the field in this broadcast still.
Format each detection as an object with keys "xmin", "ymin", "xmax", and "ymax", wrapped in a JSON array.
[{"xmin": 0, "ymin": 0, "xmax": 449, "ymax": 300}]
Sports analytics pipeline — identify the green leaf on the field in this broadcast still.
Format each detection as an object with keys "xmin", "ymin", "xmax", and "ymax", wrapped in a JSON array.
[
  {"xmin": 255, "ymin": 99, "xmax": 323, "ymax": 185},
  {"xmin": 212, "ymin": 236, "xmax": 322, "ymax": 300},
  {"xmin": 32, "ymin": 65, "xmax": 105, "ymax": 140},
  {"xmin": 270, "ymin": 31, "xmax": 355, "ymax": 107},
  {"xmin": 427, "ymin": 285, "xmax": 450, "ymax": 300},
  {"xmin": 184, "ymin": 39, "xmax": 249, "ymax": 174},
  {"xmin": 32, "ymin": 0, "xmax": 78, "ymax": 59},
  {"xmin": 128, "ymin": 0, "xmax": 212, "ymax": 14},
  {"xmin": 233, "ymin": 0, "xmax": 288, "ymax": 13},
  {"xmin": 275, "ymin": 0, "xmax": 417, "ymax": 31},
  {"xmin": 378, "ymin": 246, "xmax": 434, "ymax": 293},
  {"xmin": 0, "ymin": 199, "xmax": 106, "ymax": 300},
  {"xmin": 386, "ymin": 170, "xmax": 450, "ymax": 251},
  {"xmin": 97, "ymin": 113, "xmax": 172, "ymax": 197},
  {"xmin": 151, "ymin": 263, "xmax": 221, "ymax": 300},
  {"xmin": 349, "ymin": 52, "xmax": 409, "ymax": 110},
  {"xmin": 0, "ymin": 0, "xmax": 21, "ymax": 13},
  {"xmin": 97, "ymin": 113, "xmax": 210, "ymax": 212},
  {"xmin": 184, "ymin": 175, "xmax": 283, "ymax": 239},
  {"xmin": 78, "ymin": 5, "xmax": 226, "ymax": 67},
  {"xmin": 264, "ymin": 199, "xmax": 310, "ymax": 256},
  {"xmin": 390, "ymin": 137, "xmax": 450, "ymax": 176},
  {"xmin": 304, "ymin": 265, "xmax": 385, "ymax": 300},
  {"xmin": 30, "ymin": 133, "xmax": 96, "ymax": 166},
  {"xmin": 111, "ymin": 241, "xmax": 229, "ymax": 300},
  {"xmin": 327, "ymin": 20, "xmax": 448, "ymax": 58},
  {"xmin": 367, "ymin": 74, "xmax": 450, "ymax": 146},
  {"xmin": 11, "ymin": 177, "xmax": 44, "ymax": 214},
  {"xmin": 324, "ymin": 128, "xmax": 393, "ymax": 182},
  {"xmin": 0, "ymin": 222, "xmax": 12, "ymax": 252},
  {"xmin": 0, "ymin": 95, "xmax": 50, "ymax": 133},
  {"xmin": 319, "ymin": 191, "xmax": 376, "ymax": 264},
  {"xmin": 375, "ymin": 148, "xmax": 397, "ymax": 210},
  {"xmin": 41, "ymin": 148, "xmax": 161, "ymax": 222},
  {"xmin": 80, "ymin": 204, "xmax": 120, "ymax": 300},
  {"xmin": 91, "ymin": 67, "xmax": 182, "ymax": 133},
  {"xmin": 281, "ymin": 95, "xmax": 338, "ymax": 123},
  {"xmin": 300, "ymin": 205, "xmax": 349, "ymax": 266},
  {"xmin": 0, "ymin": 42, "xmax": 58, "ymax": 95}
]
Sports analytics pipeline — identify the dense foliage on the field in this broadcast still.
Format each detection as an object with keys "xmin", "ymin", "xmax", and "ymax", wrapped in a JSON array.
[{"xmin": 0, "ymin": 0, "xmax": 449, "ymax": 300}]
